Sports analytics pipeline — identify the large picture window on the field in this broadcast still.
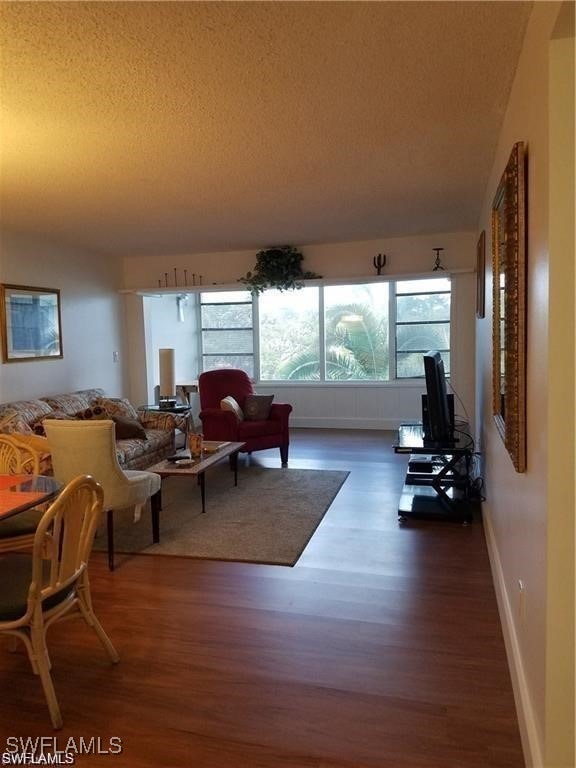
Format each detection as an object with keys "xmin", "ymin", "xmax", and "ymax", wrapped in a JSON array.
[
  {"xmin": 259, "ymin": 287, "xmax": 319, "ymax": 380},
  {"xmin": 324, "ymin": 283, "xmax": 389, "ymax": 380},
  {"xmin": 199, "ymin": 277, "xmax": 450, "ymax": 382}
]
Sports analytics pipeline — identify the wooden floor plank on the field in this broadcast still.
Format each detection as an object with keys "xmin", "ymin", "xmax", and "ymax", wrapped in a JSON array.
[{"xmin": 0, "ymin": 429, "xmax": 524, "ymax": 767}]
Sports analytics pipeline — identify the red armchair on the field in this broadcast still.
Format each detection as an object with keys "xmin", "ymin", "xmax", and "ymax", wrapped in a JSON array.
[{"xmin": 198, "ymin": 369, "xmax": 292, "ymax": 466}]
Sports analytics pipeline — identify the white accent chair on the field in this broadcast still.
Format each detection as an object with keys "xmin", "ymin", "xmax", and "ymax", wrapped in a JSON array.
[
  {"xmin": 0, "ymin": 474, "xmax": 119, "ymax": 729},
  {"xmin": 44, "ymin": 420, "xmax": 161, "ymax": 571}
]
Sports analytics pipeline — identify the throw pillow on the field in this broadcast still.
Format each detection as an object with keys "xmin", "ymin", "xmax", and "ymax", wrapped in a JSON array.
[
  {"xmin": 32, "ymin": 410, "xmax": 76, "ymax": 436},
  {"xmin": 220, "ymin": 395, "xmax": 244, "ymax": 421},
  {"xmin": 112, "ymin": 415, "xmax": 147, "ymax": 440},
  {"xmin": 243, "ymin": 394, "xmax": 274, "ymax": 421},
  {"xmin": 94, "ymin": 397, "xmax": 139, "ymax": 422},
  {"xmin": 74, "ymin": 405, "xmax": 109, "ymax": 421}
]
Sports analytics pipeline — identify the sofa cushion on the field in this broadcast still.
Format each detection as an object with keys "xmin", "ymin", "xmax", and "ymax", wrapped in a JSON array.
[
  {"xmin": 0, "ymin": 400, "xmax": 53, "ymax": 430},
  {"xmin": 0, "ymin": 409, "xmax": 35, "ymax": 435},
  {"xmin": 115, "ymin": 429, "xmax": 170, "ymax": 466},
  {"xmin": 138, "ymin": 409, "xmax": 177, "ymax": 431},
  {"xmin": 41, "ymin": 389, "xmax": 106, "ymax": 415}
]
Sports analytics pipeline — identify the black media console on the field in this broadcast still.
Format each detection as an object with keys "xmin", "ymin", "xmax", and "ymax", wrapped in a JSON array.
[{"xmin": 393, "ymin": 421, "xmax": 479, "ymax": 523}]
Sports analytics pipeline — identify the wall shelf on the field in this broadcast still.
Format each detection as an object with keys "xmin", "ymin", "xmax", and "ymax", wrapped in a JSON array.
[{"xmin": 119, "ymin": 268, "xmax": 473, "ymax": 296}]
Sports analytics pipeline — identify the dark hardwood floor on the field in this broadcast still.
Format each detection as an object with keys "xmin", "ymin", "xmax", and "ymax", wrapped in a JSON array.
[{"xmin": 0, "ymin": 429, "xmax": 524, "ymax": 767}]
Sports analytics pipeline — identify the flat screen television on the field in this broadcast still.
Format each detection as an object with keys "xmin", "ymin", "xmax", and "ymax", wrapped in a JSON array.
[{"xmin": 422, "ymin": 350, "xmax": 453, "ymax": 445}]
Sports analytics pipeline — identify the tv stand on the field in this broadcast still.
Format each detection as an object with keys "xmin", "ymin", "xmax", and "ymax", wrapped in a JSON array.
[{"xmin": 393, "ymin": 422, "xmax": 478, "ymax": 523}]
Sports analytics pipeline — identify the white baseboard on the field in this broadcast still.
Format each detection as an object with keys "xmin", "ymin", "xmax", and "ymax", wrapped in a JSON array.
[
  {"xmin": 483, "ymin": 508, "xmax": 543, "ymax": 768},
  {"xmin": 290, "ymin": 416, "xmax": 404, "ymax": 430}
]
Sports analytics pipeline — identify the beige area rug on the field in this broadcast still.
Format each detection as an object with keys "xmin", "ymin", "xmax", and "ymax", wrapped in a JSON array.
[{"xmin": 93, "ymin": 466, "xmax": 349, "ymax": 566}]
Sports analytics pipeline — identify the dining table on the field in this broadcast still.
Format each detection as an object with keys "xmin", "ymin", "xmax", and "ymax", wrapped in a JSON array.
[{"xmin": 0, "ymin": 474, "xmax": 62, "ymax": 521}]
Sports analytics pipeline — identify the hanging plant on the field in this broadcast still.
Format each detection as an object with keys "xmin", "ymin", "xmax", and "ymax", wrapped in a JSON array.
[{"xmin": 239, "ymin": 245, "xmax": 321, "ymax": 295}]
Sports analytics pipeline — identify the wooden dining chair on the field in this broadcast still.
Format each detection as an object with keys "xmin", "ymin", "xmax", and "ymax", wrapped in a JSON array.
[
  {"xmin": 0, "ymin": 474, "xmax": 119, "ymax": 729},
  {"xmin": 0, "ymin": 435, "xmax": 45, "ymax": 553}
]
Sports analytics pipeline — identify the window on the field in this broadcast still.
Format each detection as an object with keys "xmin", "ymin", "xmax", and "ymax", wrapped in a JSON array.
[
  {"xmin": 198, "ymin": 277, "xmax": 450, "ymax": 382},
  {"xmin": 395, "ymin": 278, "xmax": 451, "ymax": 378},
  {"xmin": 324, "ymin": 283, "xmax": 389, "ymax": 380},
  {"xmin": 259, "ymin": 288, "xmax": 320, "ymax": 380},
  {"xmin": 200, "ymin": 291, "xmax": 254, "ymax": 376}
]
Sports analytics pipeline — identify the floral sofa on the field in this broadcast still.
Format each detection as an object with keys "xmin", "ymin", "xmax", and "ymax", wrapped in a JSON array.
[{"xmin": 0, "ymin": 388, "xmax": 176, "ymax": 471}]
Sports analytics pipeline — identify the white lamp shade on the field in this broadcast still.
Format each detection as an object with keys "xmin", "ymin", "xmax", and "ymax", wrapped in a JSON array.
[{"xmin": 159, "ymin": 348, "xmax": 176, "ymax": 397}]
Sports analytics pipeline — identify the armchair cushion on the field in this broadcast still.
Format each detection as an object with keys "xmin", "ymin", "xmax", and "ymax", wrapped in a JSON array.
[
  {"xmin": 220, "ymin": 396, "xmax": 244, "ymax": 421},
  {"xmin": 243, "ymin": 394, "xmax": 274, "ymax": 421},
  {"xmin": 237, "ymin": 419, "xmax": 280, "ymax": 439}
]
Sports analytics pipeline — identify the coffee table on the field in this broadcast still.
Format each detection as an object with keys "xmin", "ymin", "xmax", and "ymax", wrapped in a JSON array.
[{"xmin": 148, "ymin": 441, "xmax": 245, "ymax": 535}]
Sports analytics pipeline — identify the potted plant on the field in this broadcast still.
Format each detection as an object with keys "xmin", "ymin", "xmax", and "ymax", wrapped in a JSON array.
[{"xmin": 239, "ymin": 245, "xmax": 321, "ymax": 295}]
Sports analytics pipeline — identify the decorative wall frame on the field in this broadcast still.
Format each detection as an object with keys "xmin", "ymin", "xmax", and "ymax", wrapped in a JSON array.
[
  {"xmin": 492, "ymin": 142, "xmax": 527, "ymax": 472},
  {"xmin": 476, "ymin": 230, "xmax": 486, "ymax": 319},
  {"xmin": 0, "ymin": 284, "xmax": 63, "ymax": 362}
]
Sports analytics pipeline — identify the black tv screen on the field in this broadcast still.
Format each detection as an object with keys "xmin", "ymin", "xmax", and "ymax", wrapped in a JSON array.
[{"xmin": 423, "ymin": 351, "xmax": 453, "ymax": 445}]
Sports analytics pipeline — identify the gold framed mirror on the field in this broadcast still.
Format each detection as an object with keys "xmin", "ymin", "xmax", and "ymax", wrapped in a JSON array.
[
  {"xmin": 0, "ymin": 284, "xmax": 63, "ymax": 363},
  {"xmin": 492, "ymin": 142, "xmax": 527, "ymax": 472}
]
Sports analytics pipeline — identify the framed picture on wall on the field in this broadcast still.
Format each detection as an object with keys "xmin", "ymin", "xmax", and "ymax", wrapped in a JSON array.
[
  {"xmin": 476, "ymin": 230, "xmax": 486, "ymax": 319},
  {"xmin": 0, "ymin": 284, "xmax": 63, "ymax": 362}
]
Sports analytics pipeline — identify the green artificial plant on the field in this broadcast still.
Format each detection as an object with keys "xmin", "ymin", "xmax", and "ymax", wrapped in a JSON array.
[{"xmin": 239, "ymin": 245, "xmax": 321, "ymax": 295}]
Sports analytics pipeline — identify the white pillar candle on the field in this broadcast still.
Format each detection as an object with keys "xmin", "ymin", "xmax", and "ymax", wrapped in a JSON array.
[{"xmin": 159, "ymin": 348, "xmax": 176, "ymax": 397}]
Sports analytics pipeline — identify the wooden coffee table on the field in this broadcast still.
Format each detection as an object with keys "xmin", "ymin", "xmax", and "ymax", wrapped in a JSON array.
[{"xmin": 148, "ymin": 441, "xmax": 245, "ymax": 533}]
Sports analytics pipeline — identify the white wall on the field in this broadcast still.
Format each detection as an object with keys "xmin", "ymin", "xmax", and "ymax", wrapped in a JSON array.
[
  {"xmin": 0, "ymin": 233, "xmax": 125, "ymax": 402},
  {"xmin": 476, "ymin": 3, "xmax": 574, "ymax": 766},
  {"xmin": 122, "ymin": 231, "xmax": 476, "ymax": 430},
  {"xmin": 144, "ymin": 294, "xmax": 200, "ymax": 411}
]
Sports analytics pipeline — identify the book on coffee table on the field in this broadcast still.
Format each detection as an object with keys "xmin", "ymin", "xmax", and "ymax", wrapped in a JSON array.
[{"xmin": 201, "ymin": 441, "xmax": 231, "ymax": 453}]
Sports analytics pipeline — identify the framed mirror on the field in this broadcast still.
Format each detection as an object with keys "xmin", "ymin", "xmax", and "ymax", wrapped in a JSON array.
[
  {"xmin": 0, "ymin": 284, "xmax": 63, "ymax": 362},
  {"xmin": 492, "ymin": 142, "xmax": 527, "ymax": 472}
]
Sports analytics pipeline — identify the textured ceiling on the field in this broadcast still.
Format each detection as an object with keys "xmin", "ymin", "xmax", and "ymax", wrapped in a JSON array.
[{"xmin": 0, "ymin": 1, "xmax": 531, "ymax": 257}]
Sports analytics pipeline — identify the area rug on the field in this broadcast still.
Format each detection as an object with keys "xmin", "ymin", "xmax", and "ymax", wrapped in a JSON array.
[{"xmin": 93, "ymin": 466, "xmax": 349, "ymax": 566}]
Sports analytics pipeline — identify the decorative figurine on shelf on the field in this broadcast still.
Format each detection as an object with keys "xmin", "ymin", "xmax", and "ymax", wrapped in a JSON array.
[
  {"xmin": 432, "ymin": 248, "xmax": 445, "ymax": 271},
  {"xmin": 373, "ymin": 253, "xmax": 386, "ymax": 275}
]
